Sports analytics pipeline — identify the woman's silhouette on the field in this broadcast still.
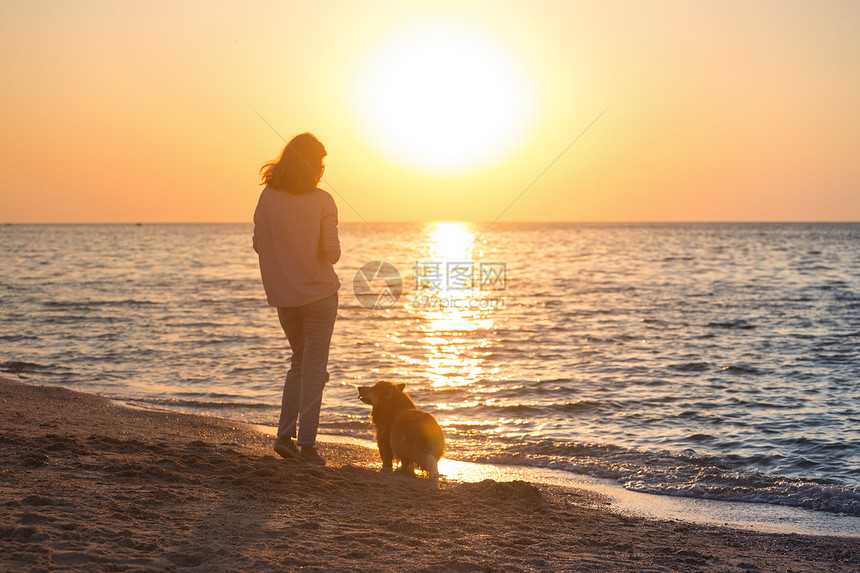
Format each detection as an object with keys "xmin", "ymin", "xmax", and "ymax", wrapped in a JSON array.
[{"xmin": 253, "ymin": 133, "xmax": 340, "ymax": 465}]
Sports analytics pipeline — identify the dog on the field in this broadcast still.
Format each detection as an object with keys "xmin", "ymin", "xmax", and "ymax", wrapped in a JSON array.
[{"xmin": 357, "ymin": 381, "xmax": 445, "ymax": 481}]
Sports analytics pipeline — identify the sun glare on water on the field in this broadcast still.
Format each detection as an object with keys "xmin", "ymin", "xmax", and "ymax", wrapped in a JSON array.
[
  {"xmin": 427, "ymin": 221, "xmax": 476, "ymax": 261},
  {"xmin": 354, "ymin": 22, "xmax": 534, "ymax": 174},
  {"xmin": 400, "ymin": 222, "xmax": 498, "ymax": 388}
]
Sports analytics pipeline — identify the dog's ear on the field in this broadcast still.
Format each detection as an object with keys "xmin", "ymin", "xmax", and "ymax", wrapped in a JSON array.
[
  {"xmin": 395, "ymin": 382, "xmax": 406, "ymax": 392},
  {"xmin": 377, "ymin": 382, "xmax": 392, "ymax": 399}
]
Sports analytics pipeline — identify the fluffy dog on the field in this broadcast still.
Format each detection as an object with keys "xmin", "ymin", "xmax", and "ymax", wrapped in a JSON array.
[{"xmin": 357, "ymin": 381, "xmax": 445, "ymax": 481}]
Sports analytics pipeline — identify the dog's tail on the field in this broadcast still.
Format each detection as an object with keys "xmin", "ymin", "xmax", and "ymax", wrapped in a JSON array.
[{"xmin": 421, "ymin": 452, "xmax": 439, "ymax": 482}]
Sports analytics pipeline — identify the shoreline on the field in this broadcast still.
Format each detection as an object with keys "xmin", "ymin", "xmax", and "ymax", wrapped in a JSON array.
[
  {"xmin": 262, "ymin": 429, "xmax": 860, "ymax": 539},
  {"xmin": 2, "ymin": 377, "xmax": 859, "ymax": 572}
]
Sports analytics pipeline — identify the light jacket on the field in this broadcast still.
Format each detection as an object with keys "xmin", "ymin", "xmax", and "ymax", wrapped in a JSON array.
[{"xmin": 253, "ymin": 186, "xmax": 341, "ymax": 307}]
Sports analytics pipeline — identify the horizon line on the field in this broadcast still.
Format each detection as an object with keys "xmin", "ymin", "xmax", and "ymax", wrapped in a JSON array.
[{"xmin": 4, "ymin": 220, "xmax": 860, "ymax": 226}]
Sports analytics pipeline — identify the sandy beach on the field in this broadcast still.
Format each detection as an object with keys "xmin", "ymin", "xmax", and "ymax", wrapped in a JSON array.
[{"xmin": 1, "ymin": 376, "xmax": 858, "ymax": 572}]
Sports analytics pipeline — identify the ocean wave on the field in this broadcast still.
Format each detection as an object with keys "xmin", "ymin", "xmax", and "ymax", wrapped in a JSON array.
[
  {"xmin": 43, "ymin": 299, "xmax": 161, "ymax": 309},
  {"xmin": 431, "ymin": 382, "xmax": 577, "ymax": 402},
  {"xmin": 625, "ymin": 475, "xmax": 860, "ymax": 516},
  {"xmin": 0, "ymin": 361, "xmax": 65, "ymax": 376},
  {"xmin": 462, "ymin": 439, "xmax": 860, "ymax": 517},
  {"xmin": 555, "ymin": 400, "xmax": 604, "ymax": 413},
  {"xmin": 706, "ymin": 321, "xmax": 757, "ymax": 330},
  {"xmin": 0, "ymin": 334, "xmax": 38, "ymax": 342},
  {"xmin": 668, "ymin": 362, "xmax": 711, "ymax": 372},
  {"xmin": 125, "ymin": 397, "xmax": 276, "ymax": 410},
  {"xmin": 720, "ymin": 364, "xmax": 762, "ymax": 375},
  {"xmin": 443, "ymin": 400, "xmax": 608, "ymax": 417}
]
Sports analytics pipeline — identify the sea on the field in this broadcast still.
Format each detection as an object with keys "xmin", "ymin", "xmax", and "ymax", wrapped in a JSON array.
[{"xmin": 2, "ymin": 222, "xmax": 859, "ymax": 519}]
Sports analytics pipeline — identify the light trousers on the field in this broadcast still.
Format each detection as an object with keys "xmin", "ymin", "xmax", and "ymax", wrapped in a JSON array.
[{"xmin": 276, "ymin": 292, "xmax": 338, "ymax": 447}]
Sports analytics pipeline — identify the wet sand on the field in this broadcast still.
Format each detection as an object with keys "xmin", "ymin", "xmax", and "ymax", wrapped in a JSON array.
[{"xmin": 2, "ymin": 376, "xmax": 858, "ymax": 572}]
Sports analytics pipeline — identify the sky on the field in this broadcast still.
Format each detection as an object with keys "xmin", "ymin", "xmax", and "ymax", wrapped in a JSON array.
[{"xmin": 2, "ymin": 0, "xmax": 859, "ymax": 223}]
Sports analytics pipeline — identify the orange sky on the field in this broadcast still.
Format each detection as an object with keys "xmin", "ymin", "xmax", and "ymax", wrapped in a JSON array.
[{"xmin": 2, "ymin": 1, "xmax": 859, "ymax": 223}]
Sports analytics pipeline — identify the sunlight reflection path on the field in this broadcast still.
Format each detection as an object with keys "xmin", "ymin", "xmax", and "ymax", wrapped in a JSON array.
[{"xmin": 402, "ymin": 222, "xmax": 498, "ymax": 390}]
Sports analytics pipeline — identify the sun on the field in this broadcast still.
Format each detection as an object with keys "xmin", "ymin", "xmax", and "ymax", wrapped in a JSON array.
[{"xmin": 354, "ymin": 21, "xmax": 534, "ymax": 174}]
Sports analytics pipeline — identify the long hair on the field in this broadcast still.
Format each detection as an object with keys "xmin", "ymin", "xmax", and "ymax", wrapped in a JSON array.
[{"xmin": 260, "ymin": 133, "xmax": 327, "ymax": 194}]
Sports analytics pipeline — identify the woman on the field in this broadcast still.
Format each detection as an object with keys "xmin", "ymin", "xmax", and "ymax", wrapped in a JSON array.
[{"xmin": 253, "ymin": 133, "xmax": 340, "ymax": 465}]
